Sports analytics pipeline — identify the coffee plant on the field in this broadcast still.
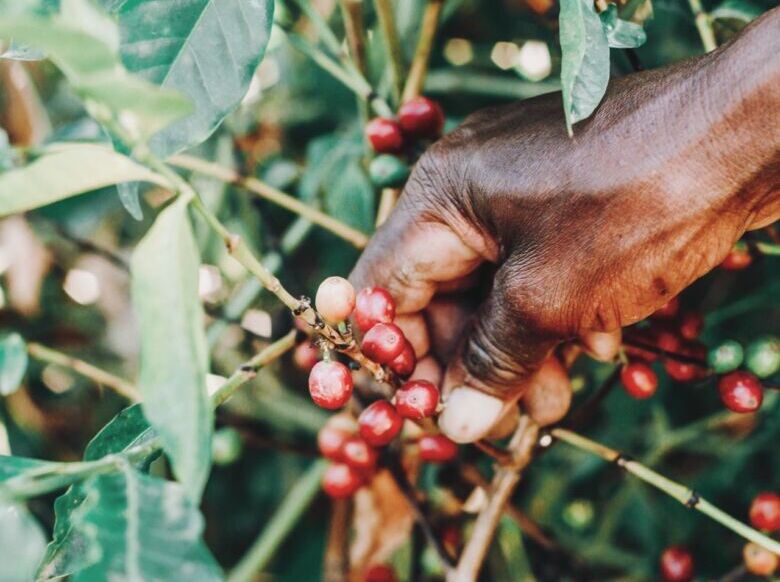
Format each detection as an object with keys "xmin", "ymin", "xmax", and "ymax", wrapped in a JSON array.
[{"xmin": 0, "ymin": 0, "xmax": 777, "ymax": 580}]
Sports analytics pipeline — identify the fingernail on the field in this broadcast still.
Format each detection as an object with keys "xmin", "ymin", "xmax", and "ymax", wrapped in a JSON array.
[{"xmin": 438, "ymin": 386, "xmax": 505, "ymax": 443}]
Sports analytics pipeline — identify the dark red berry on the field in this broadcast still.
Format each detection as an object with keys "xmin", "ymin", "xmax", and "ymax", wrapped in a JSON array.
[
  {"xmin": 721, "ymin": 243, "xmax": 753, "ymax": 270},
  {"xmin": 293, "ymin": 341, "xmax": 320, "ymax": 371},
  {"xmin": 355, "ymin": 287, "xmax": 396, "ymax": 332},
  {"xmin": 340, "ymin": 436, "xmax": 378, "ymax": 471},
  {"xmin": 719, "ymin": 371, "xmax": 763, "ymax": 413},
  {"xmin": 365, "ymin": 117, "xmax": 403, "ymax": 153},
  {"xmin": 322, "ymin": 462, "xmax": 363, "ymax": 498},
  {"xmin": 308, "ymin": 361, "xmax": 353, "ymax": 409},
  {"xmin": 660, "ymin": 546, "xmax": 694, "ymax": 582},
  {"xmin": 664, "ymin": 341, "xmax": 707, "ymax": 382},
  {"xmin": 651, "ymin": 297, "xmax": 680, "ymax": 320},
  {"xmin": 624, "ymin": 328, "xmax": 659, "ymax": 363},
  {"xmin": 317, "ymin": 425, "xmax": 350, "ymax": 461},
  {"xmin": 620, "ymin": 362, "xmax": 658, "ymax": 399},
  {"xmin": 358, "ymin": 400, "xmax": 403, "ymax": 447},
  {"xmin": 656, "ymin": 330, "xmax": 682, "ymax": 353},
  {"xmin": 395, "ymin": 380, "xmax": 440, "ymax": 419},
  {"xmin": 364, "ymin": 564, "xmax": 397, "ymax": 582},
  {"xmin": 388, "ymin": 341, "xmax": 416, "ymax": 377},
  {"xmin": 749, "ymin": 492, "xmax": 780, "ymax": 532},
  {"xmin": 440, "ymin": 523, "xmax": 461, "ymax": 554},
  {"xmin": 678, "ymin": 311, "xmax": 704, "ymax": 340},
  {"xmin": 398, "ymin": 96, "xmax": 445, "ymax": 138},
  {"xmin": 361, "ymin": 323, "xmax": 406, "ymax": 364},
  {"xmin": 418, "ymin": 434, "xmax": 458, "ymax": 463}
]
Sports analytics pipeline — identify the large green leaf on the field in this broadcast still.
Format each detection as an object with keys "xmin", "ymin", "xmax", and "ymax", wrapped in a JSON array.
[
  {"xmin": 117, "ymin": 0, "xmax": 275, "ymax": 156},
  {"xmin": 559, "ymin": 0, "xmax": 610, "ymax": 134},
  {"xmin": 0, "ymin": 333, "xmax": 28, "ymax": 396},
  {"xmin": 0, "ymin": 144, "xmax": 169, "ymax": 217},
  {"xmin": 0, "ymin": 503, "xmax": 47, "ymax": 581},
  {"xmin": 38, "ymin": 467, "xmax": 222, "ymax": 581},
  {"xmin": 0, "ymin": 456, "xmax": 53, "ymax": 482},
  {"xmin": 131, "ymin": 198, "xmax": 212, "ymax": 501},
  {"xmin": 600, "ymin": 4, "xmax": 647, "ymax": 49},
  {"xmin": 83, "ymin": 403, "xmax": 156, "ymax": 462}
]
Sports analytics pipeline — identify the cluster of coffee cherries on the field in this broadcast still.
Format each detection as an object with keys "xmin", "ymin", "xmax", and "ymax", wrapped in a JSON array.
[
  {"xmin": 660, "ymin": 491, "xmax": 780, "ymax": 580},
  {"xmin": 365, "ymin": 96, "xmax": 445, "ymax": 189},
  {"xmin": 297, "ymin": 277, "xmax": 457, "ymax": 500},
  {"xmin": 619, "ymin": 296, "xmax": 775, "ymax": 414}
]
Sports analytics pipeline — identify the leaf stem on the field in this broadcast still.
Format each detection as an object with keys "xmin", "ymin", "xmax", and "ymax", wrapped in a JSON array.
[
  {"xmin": 687, "ymin": 0, "xmax": 718, "ymax": 52},
  {"xmin": 227, "ymin": 458, "xmax": 327, "ymax": 582},
  {"xmin": 401, "ymin": 0, "xmax": 444, "ymax": 102},
  {"xmin": 372, "ymin": 0, "xmax": 405, "ymax": 103},
  {"xmin": 170, "ymin": 154, "xmax": 369, "ymax": 249},
  {"xmin": 551, "ymin": 427, "xmax": 780, "ymax": 556},
  {"xmin": 27, "ymin": 342, "xmax": 140, "ymax": 402}
]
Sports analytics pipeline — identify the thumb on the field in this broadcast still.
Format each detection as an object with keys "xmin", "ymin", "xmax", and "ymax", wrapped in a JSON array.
[{"xmin": 438, "ymin": 267, "xmax": 559, "ymax": 443}]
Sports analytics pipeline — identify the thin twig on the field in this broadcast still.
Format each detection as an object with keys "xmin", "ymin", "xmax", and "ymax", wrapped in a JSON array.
[
  {"xmin": 27, "ymin": 342, "xmax": 140, "ymax": 402},
  {"xmin": 339, "ymin": 0, "xmax": 367, "ymax": 75},
  {"xmin": 622, "ymin": 336, "xmax": 709, "ymax": 368},
  {"xmin": 449, "ymin": 416, "xmax": 539, "ymax": 582},
  {"xmin": 375, "ymin": 187, "xmax": 399, "ymax": 227},
  {"xmin": 687, "ymin": 0, "xmax": 718, "ymax": 52},
  {"xmin": 710, "ymin": 564, "xmax": 747, "ymax": 582},
  {"xmin": 170, "ymin": 154, "xmax": 370, "ymax": 249},
  {"xmin": 551, "ymin": 428, "xmax": 780, "ymax": 556},
  {"xmin": 372, "ymin": 0, "xmax": 404, "ymax": 103},
  {"xmin": 564, "ymin": 365, "xmax": 621, "ymax": 431},
  {"xmin": 401, "ymin": 0, "xmax": 444, "ymax": 102},
  {"xmin": 323, "ymin": 499, "xmax": 351, "ymax": 582}
]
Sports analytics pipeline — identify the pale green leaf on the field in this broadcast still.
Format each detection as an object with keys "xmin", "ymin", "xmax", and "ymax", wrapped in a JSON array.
[
  {"xmin": 0, "ymin": 503, "xmax": 47, "ymax": 581},
  {"xmin": 118, "ymin": 0, "xmax": 275, "ymax": 156},
  {"xmin": 0, "ymin": 456, "xmax": 53, "ymax": 482},
  {"xmin": 131, "ymin": 198, "xmax": 212, "ymax": 501},
  {"xmin": 711, "ymin": 0, "xmax": 762, "ymax": 23},
  {"xmin": 117, "ymin": 181, "xmax": 143, "ymax": 220},
  {"xmin": 0, "ymin": 333, "xmax": 28, "ymax": 396},
  {"xmin": 38, "ymin": 467, "xmax": 222, "ymax": 581},
  {"xmin": 0, "ymin": 144, "xmax": 169, "ymax": 217},
  {"xmin": 559, "ymin": 0, "xmax": 610, "ymax": 134},
  {"xmin": 600, "ymin": 4, "xmax": 647, "ymax": 49}
]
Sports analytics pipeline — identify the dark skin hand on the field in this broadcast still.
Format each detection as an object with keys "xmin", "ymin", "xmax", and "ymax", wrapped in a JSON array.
[{"xmin": 351, "ymin": 9, "xmax": 780, "ymax": 443}]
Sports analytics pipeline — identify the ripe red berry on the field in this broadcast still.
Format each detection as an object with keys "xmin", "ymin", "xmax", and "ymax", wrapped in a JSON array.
[
  {"xmin": 361, "ymin": 323, "xmax": 406, "ymax": 364},
  {"xmin": 308, "ymin": 361, "xmax": 353, "ymax": 409},
  {"xmin": 660, "ymin": 546, "xmax": 694, "ymax": 582},
  {"xmin": 418, "ymin": 434, "xmax": 459, "ymax": 463},
  {"xmin": 340, "ymin": 436, "xmax": 378, "ymax": 471},
  {"xmin": 322, "ymin": 462, "xmax": 363, "ymax": 498},
  {"xmin": 395, "ymin": 380, "xmax": 440, "ymax": 419},
  {"xmin": 719, "ymin": 371, "xmax": 763, "ymax": 413},
  {"xmin": 749, "ymin": 493, "xmax": 780, "ymax": 532},
  {"xmin": 293, "ymin": 341, "xmax": 320, "ymax": 371},
  {"xmin": 743, "ymin": 542, "xmax": 778, "ymax": 576},
  {"xmin": 354, "ymin": 287, "xmax": 396, "ymax": 332},
  {"xmin": 315, "ymin": 276, "xmax": 356, "ymax": 324},
  {"xmin": 388, "ymin": 341, "xmax": 416, "ymax": 377},
  {"xmin": 664, "ymin": 341, "xmax": 707, "ymax": 382},
  {"xmin": 651, "ymin": 297, "xmax": 680, "ymax": 320},
  {"xmin": 358, "ymin": 400, "xmax": 403, "ymax": 447},
  {"xmin": 364, "ymin": 564, "xmax": 397, "ymax": 582},
  {"xmin": 317, "ymin": 424, "xmax": 350, "ymax": 461},
  {"xmin": 678, "ymin": 311, "xmax": 704, "ymax": 340},
  {"xmin": 398, "ymin": 96, "xmax": 445, "ymax": 138},
  {"xmin": 365, "ymin": 117, "xmax": 403, "ymax": 153},
  {"xmin": 721, "ymin": 243, "xmax": 753, "ymax": 270},
  {"xmin": 620, "ymin": 362, "xmax": 658, "ymax": 399}
]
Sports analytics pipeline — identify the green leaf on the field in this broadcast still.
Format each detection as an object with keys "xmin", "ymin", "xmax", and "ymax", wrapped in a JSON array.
[
  {"xmin": 117, "ymin": 181, "xmax": 143, "ymax": 220},
  {"xmin": 131, "ymin": 198, "xmax": 212, "ymax": 501},
  {"xmin": 711, "ymin": 0, "xmax": 761, "ymax": 23},
  {"xmin": 325, "ymin": 158, "xmax": 375, "ymax": 234},
  {"xmin": 0, "ymin": 503, "xmax": 47, "ymax": 581},
  {"xmin": 0, "ymin": 144, "xmax": 169, "ymax": 217},
  {"xmin": 38, "ymin": 466, "xmax": 222, "ymax": 581},
  {"xmin": 600, "ymin": 4, "xmax": 647, "ymax": 49},
  {"xmin": 117, "ymin": 0, "xmax": 275, "ymax": 156},
  {"xmin": 84, "ymin": 403, "xmax": 156, "ymax": 463},
  {"xmin": 559, "ymin": 0, "xmax": 610, "ymax": 134},
  {"xmin": 0, "ymin": 455, "xmax": 53, "ymax": 482},
  {"xmin": 0, "ymin": 333, "xmax": 28, "ymax": 396}
]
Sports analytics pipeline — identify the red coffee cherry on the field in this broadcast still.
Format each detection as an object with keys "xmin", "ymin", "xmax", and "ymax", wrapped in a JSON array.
[
  {"xmin": 293, "ymin": 341, "xmax": 320, "ymax": 371},
  {"xmin": 418, "ymin": 434, "xmax": 459, "ymax": 463},
  {"xmin": 308, "ymin": 361, "xmax": 353, "ymax": 409},
  {"xmin": 651, "ymin": 296, "xmax": 680, "ymax": 320},
  {"xmin": 388, "ymin": 341, "xmax": 416, "ymax": 378},
  {"xmin": 340, "ymin": 436, "xmax": 378, "ymax": 471},
  {"xmin": 620, "ymin": 362, "xmax": 658, "ymax": 399},
  {"xmin": 365, "ymin": 117, "xmax": 403, "ymax": 153},
  {"xmin": 322, "ymin": 462, "xmax": 363, "ymax": 498},
  {"xmin": 355, "ymin": 287, "xmax": 396, "ymax": 332},
  {"xmin": 395, "ymin": 380, "xmax": 440, "ymax": 419},
  {"xmin": 315, "ymin": 276, "xmax": 356, "ymax": 324},
  {"xmin": 664, "ymin": 341, "xmax": 707, "ymax": 382},
  {"xmin": 398, "ymin": 96, "xmax": 445, "ymax": 138},
  {"xmin": 721, "ymin": 242, "xmax": 753, "ymax": 270},
  {"xmin": 317, "ymin": 424, "xmax": 350, "ymax": 461},
  {"xmin": 743, "ymin": 542, "xmax": 778, "ymax": 576},
  {"xmin": 660, "ymin": 546, "xmax": 694, "ymax": 582},
  {"xmin": 364, "ymin": 564, "xmax": 397, "ymax": 582},
  {"xmin": 719, "ymin": 371, "xmax": 763, "ymax": 413},
  {"xmin": 358, "ymin": 400, "xmax": 403, "ymax": 447},
  {"xmin": 678, "ymin": 311, "xmax": 704, "ymax": 340},
  {"xmin": 361, "ymin": 323, "xmax": 406, "ymax": 364},
  {"xmin": 749, "ymin": 492, "xmax": 780, "ymax": 532}
]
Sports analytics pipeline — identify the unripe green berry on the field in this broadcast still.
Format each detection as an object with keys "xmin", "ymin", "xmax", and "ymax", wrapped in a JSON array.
[
  {"xmin": 707, "ymin": 340, "xmax": 744, "ymax": 374},
  {"xmin": 212, "ymin": 427, "xmax": 243, "ymax": 466},
  {"xmin": 369, "ymin": 155, "xmax": 410, "ymax": 188},
  {"xmin": 562, "ymin": 499, "xmax": 595, "ymax": 531},
  {"xmin": 745, "ymin": 336, "xmax": 780, "ymax": 378}
]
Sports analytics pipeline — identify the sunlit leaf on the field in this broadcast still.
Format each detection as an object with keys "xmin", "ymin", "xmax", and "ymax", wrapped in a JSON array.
[
  {"xmin": 0, "ymin": 333, "xmax": 28, "ymax": 396},
  {"xmin": 0, "ymin": 503, "xmax": 47, "ymax": 581},
  {"xmin": 600, "ymin": 4, "xmax": 647, "ymax": 49}
]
